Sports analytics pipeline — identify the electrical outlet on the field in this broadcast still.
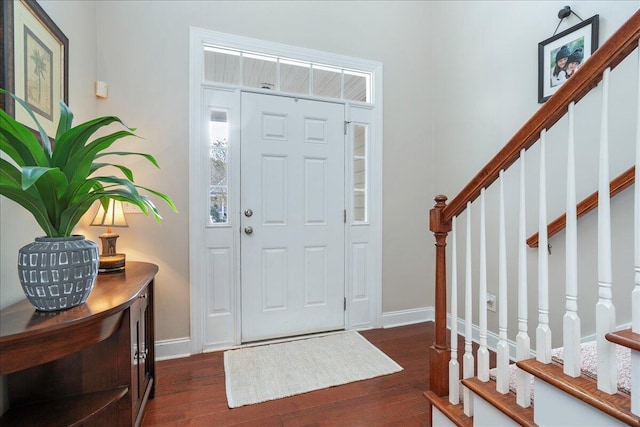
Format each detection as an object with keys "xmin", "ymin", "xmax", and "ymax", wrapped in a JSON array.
[{"xmin": 487, "ymin": 293, "xmax": 497, "ymax": 312}]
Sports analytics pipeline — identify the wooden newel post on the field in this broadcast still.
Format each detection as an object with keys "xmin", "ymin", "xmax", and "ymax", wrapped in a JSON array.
[{"xmin": 430, "ymin": 194, "xmax": 452, "ymax": 397}]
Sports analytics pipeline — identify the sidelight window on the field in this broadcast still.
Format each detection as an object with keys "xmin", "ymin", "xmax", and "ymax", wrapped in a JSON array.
[
  {"xmin": 353, "ymin": 124, "xmax": 368, "ymax": 222},
  {"xmin": 209, "ymin": 110, "xmax": 229, "ymax": 224}
]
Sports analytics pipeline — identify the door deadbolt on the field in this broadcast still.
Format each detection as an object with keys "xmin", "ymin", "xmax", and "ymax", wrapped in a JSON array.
[
  {"xmin": 244, "ymin": 226, "xmax": 253, "ymax": 235},
  {"xmin": 244, "ymin": 209, "xmax": 253, "ymax": 217}
]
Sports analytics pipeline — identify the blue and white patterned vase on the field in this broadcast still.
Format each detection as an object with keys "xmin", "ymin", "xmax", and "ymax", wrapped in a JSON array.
[{"xmin": 17, "ymin": 235, "xmax": 99, "ymax": 311}]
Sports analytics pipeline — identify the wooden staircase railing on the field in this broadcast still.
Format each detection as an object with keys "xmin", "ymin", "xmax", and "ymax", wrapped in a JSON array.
[
  {"xmin": 429, "ymin": 8, "xmax": 640, "ymax": 398},
  {"xmin": 527, "ymin": 166, "xmax": 635, "ymax": 248}
]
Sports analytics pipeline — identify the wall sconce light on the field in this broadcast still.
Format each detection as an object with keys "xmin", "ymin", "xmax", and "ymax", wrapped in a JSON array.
[{"xmin": 91, "ymin": 199, "xmax": 128, "ymax": 272}]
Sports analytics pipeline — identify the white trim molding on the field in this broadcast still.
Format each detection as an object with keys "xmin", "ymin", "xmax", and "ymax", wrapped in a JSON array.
[
  {"xmin": 155, "ymin": 337, "xmax": 192, "ymax": 361},
  {"xmin": 382, "ymin": 306, "xmax": 521, "ymax": 360},
  {"xmin": 382, "ymin": 307, "xmax": 434, "ymax": 328},
  {"xmin": 189, "ymin": 27, "xmax": 384, "ymax": 353}
]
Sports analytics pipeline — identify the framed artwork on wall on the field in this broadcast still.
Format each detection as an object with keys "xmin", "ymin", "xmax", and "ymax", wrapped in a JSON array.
[
  {"xmin": 1, "ymin": 0, "xmax": 69, "ymax": 137},
  {"xmin": 538, "ymin": 15, "xmax": 599, "ymax": 103}
]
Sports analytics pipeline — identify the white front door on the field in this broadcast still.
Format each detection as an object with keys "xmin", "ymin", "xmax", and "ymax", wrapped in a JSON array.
[{"xmin": 240, "ymin": 92, "xmax": 345, "ymax": 342}]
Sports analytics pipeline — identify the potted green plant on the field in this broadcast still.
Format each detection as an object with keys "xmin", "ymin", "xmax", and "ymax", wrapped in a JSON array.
[{"xmin": 0, "ymin": 90, "xmax": 176, "ymax": 311}]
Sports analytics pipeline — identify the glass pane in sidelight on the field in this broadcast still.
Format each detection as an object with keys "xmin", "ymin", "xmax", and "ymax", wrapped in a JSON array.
[
  {"xmin": 353, "ymin": 124, "xmax": 367, "ymax": 222},
  {"xmin": 210, "ymin": 187, "xmax": 228, "ymax": 224},
  {"xmin": 209, "ymin": 110, "xmax": 229, "ymax": 224},
  {"xmin": 354, "ymin": 124, "xmax": 366, "ymax": 157},
  {"xmin": 353, "ymin": 191, "xmax": 366, "ymax": 222}
]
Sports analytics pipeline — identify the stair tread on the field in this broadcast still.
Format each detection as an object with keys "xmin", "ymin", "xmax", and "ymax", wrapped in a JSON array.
[
  {"xmin": 606, "ymin": 328, "xmax": 640, "ymax": 351},
  {"xmin": 517, "ymin": 358, "xmax": 640, "ymax": 427},
  {"xmin": 424, "ymin": 390, "xmax": 472, "ymax": 427},
  {"xmin": 461, "ymin": 377, "xmax": 536, "ymax": 427}
]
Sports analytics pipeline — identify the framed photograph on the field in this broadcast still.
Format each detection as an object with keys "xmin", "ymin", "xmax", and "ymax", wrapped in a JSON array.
[
  {"xmin": 538, "ymin": 15, "xmax": 599, "ymax": 103},
  {"xmin": 1, "ymin": 0, "xmax": 69, "ymax": 137}
]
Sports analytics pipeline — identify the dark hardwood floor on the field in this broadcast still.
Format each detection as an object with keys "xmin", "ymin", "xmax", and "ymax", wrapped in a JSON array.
[{"xmin": 142, "ymin": 322, "xmax": 434, "ymax": 426}]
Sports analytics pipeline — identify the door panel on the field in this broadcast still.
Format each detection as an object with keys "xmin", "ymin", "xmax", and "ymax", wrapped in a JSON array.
[{"xmin": 241, "ymin": 92, "xmax": 345, "ymax": 342}]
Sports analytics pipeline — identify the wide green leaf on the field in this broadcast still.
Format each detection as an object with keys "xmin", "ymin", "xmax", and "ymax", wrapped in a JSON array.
[
  {"xmin": 0, "ymin": 112, "xmax": 50, "ymax": 166},
  {"xmin": 55, "ymin": 100, "xmax": 74, "ymax": 140},
  {"xmin": 0, "ymin": 89, "xmax": 52, "ymax": 156},
  {"xmin": 90, "ymin": 163, "xmax": 135, "ymax": 181},
  {"xmin": 22, "ymin": 166, "xmax": 68, "ymax": 194},
  {"xmin": 137, "ymin": 185, "xmax": 179, "ymax": 213},
  {"xmin": 95, "ymin": 151, "xmax": 160, "ymax": 168},
  {"xmin": 0, "ymin": 161, "xmax": 55, "ymax": 235},
  {"xmin": 51, "ymin": 116, "xmax": 132, "ymax": 169},
  {"xmin": 93, "ymin": 175, "xmax": 141, "ymax": 198},
  {"xmin": 63, "ymin": 130, "xmax": 137, "ymax": 181},
  {"xmin": 58, "ymin": 194, "xmax": 102, "ymax": 237},
  {"xmin": 59, "ymin": 188, "xmax": 149, "ymax": 235}
]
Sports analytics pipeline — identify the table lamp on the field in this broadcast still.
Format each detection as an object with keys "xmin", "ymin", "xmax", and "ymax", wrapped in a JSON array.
[{"xmin": 91, "ymin": 199, "xmax": 128, "ymax": 272}]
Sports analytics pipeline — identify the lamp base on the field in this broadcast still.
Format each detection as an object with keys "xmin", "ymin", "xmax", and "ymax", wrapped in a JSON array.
[{"xmin": 98, "ymin": 253, "xmax": 126, "ymax": 273}]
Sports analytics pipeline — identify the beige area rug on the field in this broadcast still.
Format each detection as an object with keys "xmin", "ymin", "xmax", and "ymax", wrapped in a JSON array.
[{"xmin": 224, "ymin": 332, "xmax": 403, "ymax": 408}]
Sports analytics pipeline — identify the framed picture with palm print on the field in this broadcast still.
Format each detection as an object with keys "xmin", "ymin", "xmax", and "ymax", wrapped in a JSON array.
[
  {"xmin": 1, "ymin": 0, "xmax": 69, "ymax": 138},
  {"xmin": 538, "ymin": 15, "xmax": 599, "ymax": 103}
]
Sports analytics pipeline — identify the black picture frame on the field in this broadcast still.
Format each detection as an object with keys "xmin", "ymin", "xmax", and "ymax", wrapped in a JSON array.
[
  {"xmin": 1, "ymin": 0, "xmax": 69, "ymax": 136},
  {"xmin": 538, "ymin": 15, "xmax": 599, "ymax": 103}
]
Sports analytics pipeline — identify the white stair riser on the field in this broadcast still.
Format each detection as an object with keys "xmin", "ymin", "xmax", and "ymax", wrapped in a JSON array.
[
  {"xmin": 473, "ymin": 393, "xmax": 520, "ymax": 426},
  {"xmin": 431, "ymin": 406, "xmax": 458, "ymax": 427},
  {"xmin": 534, "ymin": 380, "xmax": 626, "ymax": 426}
]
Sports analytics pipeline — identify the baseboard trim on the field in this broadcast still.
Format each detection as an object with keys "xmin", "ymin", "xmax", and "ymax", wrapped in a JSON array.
[
  {"xmin": 157, "ymin": 315, "xmax": 632, "ymax": 362},
  {"xmin": 382, "ymin": 306, "xmax": 521, "ymax": 359},
  {"xmin": 447, "ymin": 314, "xmax": 520, "ymax": 361},
  {"xmin": 155, "ymin": 337, "xmax": 191, "ymax": 361},
  {"xmin": 382, "ymin": 307, "xmax": 434, "ymax": 328}
]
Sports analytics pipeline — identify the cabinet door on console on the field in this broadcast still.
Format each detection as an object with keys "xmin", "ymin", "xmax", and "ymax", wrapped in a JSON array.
[{"xmin": 130, "ymin": 289, "xmax": 150, "ymax": 424}]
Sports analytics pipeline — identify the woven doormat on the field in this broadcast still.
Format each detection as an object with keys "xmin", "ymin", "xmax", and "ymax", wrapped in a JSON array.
[{"xmin": 224, "ymin": 332, "xmax": 403, "ymax": 408}]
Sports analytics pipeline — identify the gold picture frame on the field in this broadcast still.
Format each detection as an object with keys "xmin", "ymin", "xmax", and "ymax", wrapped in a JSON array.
[{"xmin": 1, "ymin": 0, "xmax": 69, "ymax": 137}]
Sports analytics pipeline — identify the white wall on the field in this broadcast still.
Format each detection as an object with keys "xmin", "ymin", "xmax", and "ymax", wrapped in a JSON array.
[{"xmin": 429, "ymin": 1, "xmax": 640, "ymax": 347}]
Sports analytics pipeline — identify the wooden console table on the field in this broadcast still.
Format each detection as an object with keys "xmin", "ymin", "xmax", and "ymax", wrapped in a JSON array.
[{"xmin": 0, "ymin": 261, "xmax": 158, "ymax": 426}]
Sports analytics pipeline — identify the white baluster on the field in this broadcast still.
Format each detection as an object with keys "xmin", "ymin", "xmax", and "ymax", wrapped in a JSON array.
[
  {"xmin": 449, "ymin": 216, "xmax": 460, "ymax": 405},
  {"xmin": 463, "ymin": 202, "xmax": 475, "ymax": 417},
  {"xmin": 564, "ymin": 102, "xmax": 581, "ymax": 377},
  {"xmin": 516, "ymin": 149, "xmax": 532, "ymax": 408},
  {"xmin": 496, "ymin": 170, "xmax": 510, "ymax": 394},
  {"xmin": 597, "ymin": 67, "xmax": 617, "ymax": 394},
  {"xmin": 537, "ymin": 130, "xmax": 552, "ymax": 363},
  {"xmin": 631, "ymin": 46, "xmax": 640, "ymax": 416},
  {"xmin": 478, "ymin": 189, "xmax": 490, "ymax": 382}
]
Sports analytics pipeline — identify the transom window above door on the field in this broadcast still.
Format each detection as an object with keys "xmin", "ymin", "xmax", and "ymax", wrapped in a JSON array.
[{"xmin": 203, "ymin": 46, "xmax": 371, "ymax": 103}]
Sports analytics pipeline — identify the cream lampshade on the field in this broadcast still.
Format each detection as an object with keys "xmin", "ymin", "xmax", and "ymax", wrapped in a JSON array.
[{"xmin": 91, "ymin": 199, "xmax": 128, "ymax": 272}]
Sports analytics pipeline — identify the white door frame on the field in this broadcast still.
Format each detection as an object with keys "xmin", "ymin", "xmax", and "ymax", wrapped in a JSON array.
[{"xmin": 188, "ymin": 28, "xmax": 383, "ymax": 353}]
